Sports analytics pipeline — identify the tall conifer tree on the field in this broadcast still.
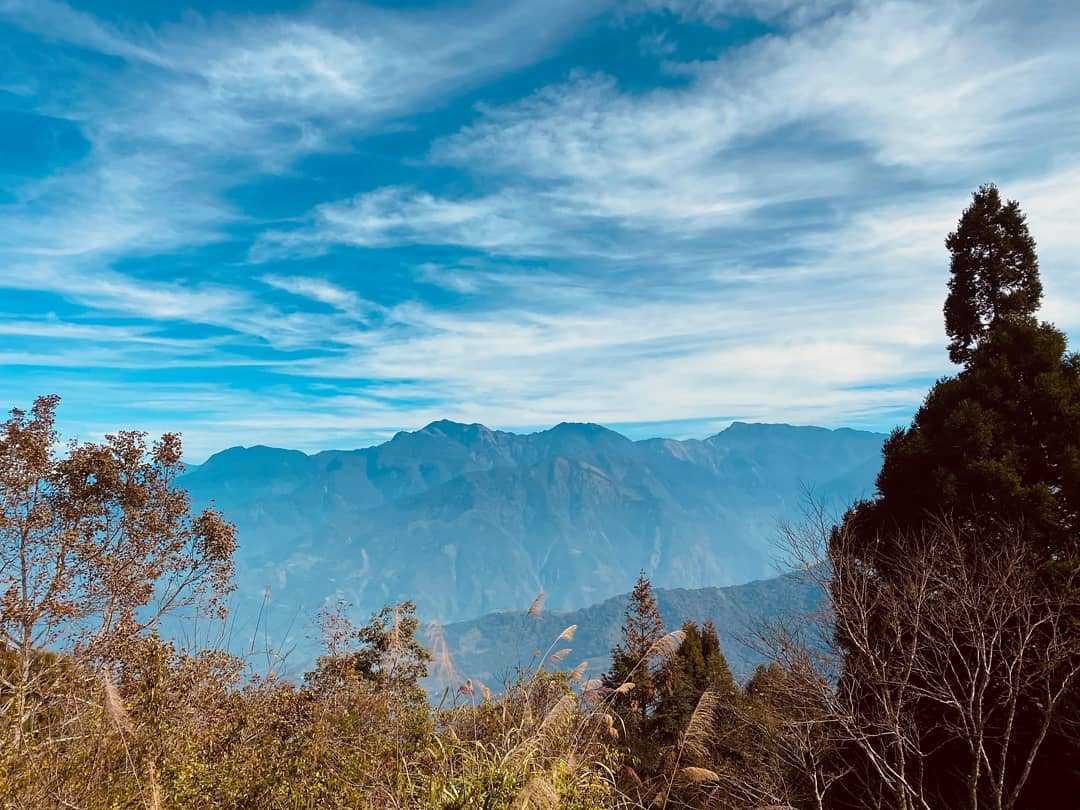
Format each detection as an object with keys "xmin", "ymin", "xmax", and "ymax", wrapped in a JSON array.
[
  {"xmin": 944, "ymin": 184, "xmax": 1042, "ymax": 364},
  {"xmin": 836, "ymin": 185, "xmax": 1080, "ymax": 807},
  {"xmin": 848, "ymin": 185, "xmax": 1080, "ymax": 553},
  {"xmin": 605, "ymin": 571, "xmax": 666, "ymax": 777},
  {"xmin": 606, "ymin": 571, "xmax": 665, "ymax": 713}
]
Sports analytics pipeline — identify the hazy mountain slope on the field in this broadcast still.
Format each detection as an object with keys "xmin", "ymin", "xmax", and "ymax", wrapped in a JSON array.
[
  {"xmin": 436, "ymin": 570, "xmax": 826, "ymax": 691},
  {"xmin": 179, "ymin": 421, "xmax": 883, "ymax": 630}
]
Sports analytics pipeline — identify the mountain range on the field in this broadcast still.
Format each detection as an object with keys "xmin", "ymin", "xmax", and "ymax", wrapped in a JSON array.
[{"xmin": 178, "ymin": 420, "xmax": 883, "ymax": 663}]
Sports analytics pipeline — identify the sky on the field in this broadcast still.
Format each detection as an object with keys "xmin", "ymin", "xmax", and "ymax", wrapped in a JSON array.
[{"xmin": 1, "ymin": 0, "xmax": 1079, "ymax": 461}]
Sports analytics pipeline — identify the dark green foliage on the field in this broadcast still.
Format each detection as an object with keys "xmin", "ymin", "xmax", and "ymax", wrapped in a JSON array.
[
  {"xmin": 837, "ymin": 186, "xmax": 1080, "ymax": 808},
  {"xmin": 849, "ymin": 183, "xmax": 1080, "ymax": 559},
  {"xmin": 437, "ymin": 570, "xmax": 825, "ymax": 694},
  {"xmin": 849, "ymin": 315, "xmax": 1080, "ymax": 556},
  {"xmin": 653, "ymin": 622, "xmax": 736, "ymax": 746},
  {"xmin": 944, "ymin": 184, "xmax": 1042, "ymax": 364},
  {"xmin": 307, "ymin": 601, "xmax": 431, "ymax": 700}
]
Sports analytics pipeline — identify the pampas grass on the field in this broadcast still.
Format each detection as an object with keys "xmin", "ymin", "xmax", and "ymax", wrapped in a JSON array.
[
  {"xmin": 547, "ymin": 648, "xmax": 571, "ymax": 665},
  {"xmin": 681, "ymin": 689, "xmax": 718, "ymax": 763},
  {"xmin": 11, "ymin": 585, "xmax": 747, "ymax": 810},
  {"xmin": 513, "ymin": 774, "xmax": 559, "ymax": 809},
  {"xmin": 647, "ymin": 629, "xmax": 687, "ymax": 666},
  {"xmin": 660, "ymin": 689, "xmax": 719, "ymax": 806},
  {"xmin": 527, "ymin": 591, "xmax": 546, "ymax": 618},
  {"xmin": 101, "ymin": 668, "xmax": 132, "ymax": 733},
  {"xmin": 425, "ymin": 620, "xmax": 457, "ymax": 694}
]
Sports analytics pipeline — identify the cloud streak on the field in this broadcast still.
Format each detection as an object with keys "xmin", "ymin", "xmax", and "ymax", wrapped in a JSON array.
[
  {"xmin": 2, "ymin": 0, "xmax": 1079, "ymax": 459},
  {"xmin": 267, "ymin": 0, "xmax": 1080, "ymax": 263}
]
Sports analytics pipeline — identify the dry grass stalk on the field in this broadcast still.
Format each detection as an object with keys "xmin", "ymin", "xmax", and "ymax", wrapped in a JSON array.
[
  {"xmin": 424, "ymin": 620, "xmax": 457, "ymax": 689},
  {"xmin": 658, "ymin": 689, "xmax": 720, "ymax": 807},
  {"xmin": 647, "ymin": 629, "xmax": 687, "ymax": 665},
  {"xmin": 557, "ymin": 624, "xmax": 576, "ymax": 642},
  {"xmin": 513, "ymin": 774, "xmax": 559, "ymax": 809},
  {"xmin": 681, "ymin": 689, "xmax": 718, "ymax": 762},
  {"xmin": 101, "ymin": 668, "xmax": 132, "ymax": 733},
  {"xmin": 527, "ymin": 591, "xmax": 546, "ymax": 618},
  {"xmin": 539, "ymin": 693, "xmax": 576, "ymax": 734},
  {"xmin": 147, "ymin": 761, "xmax": 164, "ymax": 810},
  {"xmin": 547, "ymin": 648, "xmax": 571, "ymax": 665},
  {"xmin": 680, "ymin": 766, "xmax": 720, "ymax": 783}
]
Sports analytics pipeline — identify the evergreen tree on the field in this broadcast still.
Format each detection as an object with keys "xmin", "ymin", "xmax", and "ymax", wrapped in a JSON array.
[
  {"xmin": 944, "ymin": 184, "xmax": 1042, "ymax": 364},
  {"xmin": 605, "ymin": 570, "xmax": 665, "ymax": 710},
  {"xmin": 848, "ymin": 186, "xmax": 1080, "ymax": 556},
  {"xmin": 837, "ymin": 185, "xmax": 1080, "ymax": 807},
  {"xmin": 654, "ymin": 621, "xmax": 737, "ymax": 746},
  {"xmin": 699, "ymin": 621, "xmax": 736, "ymax": 698},
  {"xmin": 604, "ymin": 571, "xmax": 666, "ymax": 776}
]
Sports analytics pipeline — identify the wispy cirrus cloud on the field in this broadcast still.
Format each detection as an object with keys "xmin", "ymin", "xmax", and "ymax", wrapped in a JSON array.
[
  {"xmin": 631, "ymin": 0, "xmax": 851, "ymax": 25},
  {"xmin": 0, "ymin": 0, "xmax": 603, "ymax": 412},
  {"xmin": 259, "ymin": 274, "xmax": 366, "ymax": 313},
  {"xmin": 3, "ymin": 0, "xmax": 1080, "ymax": 460},
  {"xmin": 0, "ymin": 0, "xmax": 602, "ymax": 274},
  {"xmin": 265, "ymin": 0, "xmax": 1080, "ymax": 265}
]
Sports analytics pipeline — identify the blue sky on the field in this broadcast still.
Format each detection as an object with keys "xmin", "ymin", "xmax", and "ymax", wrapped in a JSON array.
[{"xmin": 2, "ymin": 0, "xmax": 1079, "ymax": 461}]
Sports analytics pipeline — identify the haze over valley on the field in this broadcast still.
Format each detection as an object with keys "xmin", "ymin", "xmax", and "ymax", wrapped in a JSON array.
[{"xmin": 177, "ymin": 418, "xmax": 882, "ymax": 668}]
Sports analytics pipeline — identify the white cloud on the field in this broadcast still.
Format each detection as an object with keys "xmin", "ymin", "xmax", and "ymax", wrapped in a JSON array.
[
  {"xmin": 5, "ymin": 0, "xmax": 1080, "ymax": 457},
  {"xmin": 240, "ymin": 153, "xmax": 1080, "ymax": 453},
  {"xmin": 252, "ymin": 187, "xmax": 593, "ymax": 260},
  {"xmin": 0, "ymin": 0, "xmax": 601, "ymax": 296},
  {"xmin": 2, "ymin": 0, "xmax": 601, "ymax": 157},
  {"xmin": 267, "ymin": 1, "xmax": 1080, "ymax": 265},
  {"xmin": 244, "ymin": 0, "xmax": 1080, "ymax": 442},
  {"xmin": 633, "ymin": 0, "xmax": 850, "ymax": 25},
  {"xmin": 259, "ymin": 274, "xmax": 365, "ymax": 313}
]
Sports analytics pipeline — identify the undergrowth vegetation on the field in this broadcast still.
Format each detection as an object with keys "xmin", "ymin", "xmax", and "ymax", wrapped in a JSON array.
[{"xmin": 0, "ymin": 584, "xmax": 805, "ymax": 809}]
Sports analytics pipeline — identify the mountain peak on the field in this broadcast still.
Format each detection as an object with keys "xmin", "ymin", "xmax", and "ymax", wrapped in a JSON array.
[
  {"xmin": 203, "ymin": 444, "xmax": 308, "ymax": 463},
  {"xmin": 549, "ymin": 421, "xmax": 616, "ymax": 434},
  {"xmin": 179, "ymin": 417, "xmax": 884, "ymax": 630},
  {"xmin": 193, "ymin": 444, "xmax": 310, "ymax": 478},
  {"xmin": 420, "ymin": 418, "xmax": 483, "ymax": 434},
  {"xmin": 415, "ymin": 419, "xmax": 499, "ymax": 444}
]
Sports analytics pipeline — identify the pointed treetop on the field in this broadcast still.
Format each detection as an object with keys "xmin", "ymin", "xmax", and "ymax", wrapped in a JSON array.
[{"xmin": 944, "ymin": 183, "xmax": 1041, "ymax": 364}]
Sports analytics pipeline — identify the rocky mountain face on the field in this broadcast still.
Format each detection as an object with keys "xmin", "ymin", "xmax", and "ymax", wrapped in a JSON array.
[{"xmin": 178, "ymin": 420, "xmax": 882, "ymax": 649}]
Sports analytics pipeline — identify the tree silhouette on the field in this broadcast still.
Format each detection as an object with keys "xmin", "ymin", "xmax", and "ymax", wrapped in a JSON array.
[
  {"xmin": 944, "ymin": 184, "xmax": 1042, "ymax": 364},
  {"xmin": 849, "ymin": 187, "xmax": 1080, "ymax": 555},
  {"xmin": 836, "ymin": 186, "xmax": 1080, "ymax": 807}
]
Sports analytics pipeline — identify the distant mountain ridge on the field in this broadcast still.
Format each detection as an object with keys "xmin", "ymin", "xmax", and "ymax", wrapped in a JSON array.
[
  {"xmin": 178, "ymin": 420, "xmax": 883, "ymax": 643},
  {"xmin": 437, "ymin": 569, "xmax": 826, "ymax": 691}
]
